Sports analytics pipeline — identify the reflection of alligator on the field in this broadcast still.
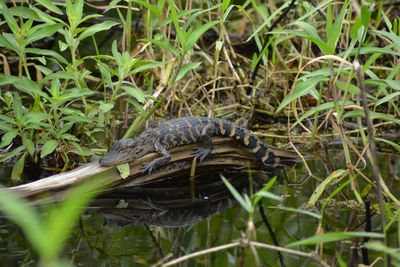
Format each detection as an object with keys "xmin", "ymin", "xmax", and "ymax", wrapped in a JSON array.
[
  {"xmin": 94, "ymin": 170, "xmax": 267, "ymax": 227},
  {"xmin": 100, "ymin": 117, "xmax": 284, "ymax": 176}
]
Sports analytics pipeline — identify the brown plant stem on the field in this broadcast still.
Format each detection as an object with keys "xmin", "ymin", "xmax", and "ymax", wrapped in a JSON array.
[{"xmin": 354, "ymin": 61, "xmax": 387, "ymax": 265}]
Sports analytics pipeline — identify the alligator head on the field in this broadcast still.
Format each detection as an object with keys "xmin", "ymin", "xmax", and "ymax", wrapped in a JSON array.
[{"xmin": 100, "ymin": 131, "xmax": 157, "ymax": 166}]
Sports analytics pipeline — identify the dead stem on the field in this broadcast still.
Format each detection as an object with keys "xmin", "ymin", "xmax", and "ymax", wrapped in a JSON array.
[
  {"xmin": 354, "ymin": 60, "xmax": 387, "ymax": 259},
  {"xmin": 162, "ymin": 238, "xmax": 330, "ymax": 267}
]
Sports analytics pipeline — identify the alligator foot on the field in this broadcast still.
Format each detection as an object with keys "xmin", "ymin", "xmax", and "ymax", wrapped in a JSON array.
[
  {"xmin": 141, "ymin": 161, "xmax": 157, "ymax": 174},
  {"xmin": 192, "ymin": 147, "xmax": 212, "ymax": 162}
]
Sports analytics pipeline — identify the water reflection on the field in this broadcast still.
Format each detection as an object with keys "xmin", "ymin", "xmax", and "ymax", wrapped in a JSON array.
[{"xmin": 93, "ymin": 168, "xmax": 272, "ymax": 227}]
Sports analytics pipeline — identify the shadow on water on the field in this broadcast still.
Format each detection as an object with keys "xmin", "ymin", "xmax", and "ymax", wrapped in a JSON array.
[{"xmin": 0, "ymin": 148, "xmax": 399, "ymax": 266}]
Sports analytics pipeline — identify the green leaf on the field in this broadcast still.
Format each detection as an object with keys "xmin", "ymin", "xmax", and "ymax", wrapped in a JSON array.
[
  {"xmin": 253, "ymin": 191, "xmax": 282, "ymax": 202},
  {"xmin": 3, "ymin": 76, "xmax": 47, "ymax": 98},
  {"xmin": 0, "ymin": 2, "xmax": 20, "ymax": 37},
  {"xmin": 375, "ymin": 137, "xmax": 400, "ymax": 153},
  {"xmin": 306, "ymin": 169, "xmax": 349, "ymax": 208},
  {"xmin": 268, "ymin": 206, "xmax": 321, "ymax": 219},
  {"xmin": 26, "ymin": 48, "xmax": 68, "ymax": 65},
  {"xmin": 327, "ymin": 1, "xmax": 349, "ymax": 53},
  {"xmin": 291, "ymin": 101, "xmax": 354, "ymax": 129},
  {"xmin": 176, "ymin": 62, "xmax": 201, "ymax": 82},
  {"xmin": 272, "ymin": 29, "xmax": 331, "ymax": 55},
  {"xmin": 0, "ymin": 122, "xmax": 14, "ymax": 131},
  {"xmin": 97, "ymin": 61, "xmax": 113, "ymax": 89},
  {"xmin": 25, "ymin": 112, "xmax": 49, "ymax": 125},
  {"xmin": 12, "ymin": 93, "xmax": 24, "ymax": 121},
  {"xmin": 276, "ymin": 76, "xmax": 328, "ymax": 113},
  {"xmin": 0, "ymin": 146, "xmax": 25, "ymax": 163},
  {"xmin": 361, "ymin": 5, "xmax": 371, "ymax": 27},
  {"xmin": 0, "ymin": 33, "xmax": 20, "ymax": 54},
  {"xmin": 336, "ymin": 81, "xmax": 360, "ymax": 94},
  {"xmin": 184, "ymin": 20, "xmax": 220, "ymax": 52},
  {"xmin": 132, "ymin": 0, "xmax": 159, "ymax": 17},
  {"xmin": 364, "ymin": 241, "xmax": 400, "ymax": 262},
  {"xmin": 40, "ymin": 140, "xmax": 59, "ymax": 158},
  {"xmin": 126, "ymin": 98, "xmax": 145, "ymax": 114},
  {"xmin": 77, "ymin": 21, "xmax": 119, "ymax": 41},
  {"xmin": 34, "ymin": 0, "xmax": 63, "ymax": 15},
  {"xmin": 131, "ymin": 61, "xmax": 165, "ymax": 74},
  {"xmin": 221, "ymin": 175, "xmax": 253, "ymax": 213},
  {"xmin": 22, "ymin": 137, "xmax": 35, "ymax": 156},
  {"xmin": 99, "ymin": 102, "xmax": 114, "ymax": 113},
  {"xmin": 9, "ymin": 7, "xmax": 41, "ymax": 21},
  {"xmin": 122, "ymin": 86, "xmax": 146, "ymax": 103},
  {"xmin": 0, "ymin": 129, "xmax": 18, "ymax": 148},
  {"xmin": 11, "ymin": 154, "xmax": 26, "ymax": 183},
  {"xmin": 222, "ymin": 0, "xmax": 231, "ymax": 12},
  {"xmin": 42, "ymin": 180, "xmax": 104, "ymax": 259},
  {"xmin": 287, "ymin": 232, "xmax": 384, "ymax": 247},
  {"xmin": 26, "ymin": 23, "xmax": 63, "ymax": 44},
  {"xmin": 376, "ymin": 91, "xmax": 400, "ymax": 106},
  {"xmin": 385, "ymin": 79, "xmax": 400, "ymax": 90},
  {"xmin": 142, "ymin": 36, "xmax": 179, "ymax": 56},
  {"xmin": 116, "ymin": 163, "xmax": 130, "ymax": 179},
  {"xmin": 58, "ymin": 40, "xmax": 68, "ymax": 52},
  {"xmin": 69, "ymin": 143, "xmax": 93, "ymax": 156},
  {"xmin": 167, "ymin": 0, "xmax": 185, "ymax": 50},
  {"xmin": 66, "ymin": 0, "xmax": 83, "ymax": 26},
  {"xmin": 343, "ymin": 110, "xmax": 400, "ymax": 124},
  {"xmin": 30, "ymin": 6, "xmax": 63, "ymax": 24},
  {"xmin": 0, "ymin": 185, "xmax": 45, "ymax": 252}
]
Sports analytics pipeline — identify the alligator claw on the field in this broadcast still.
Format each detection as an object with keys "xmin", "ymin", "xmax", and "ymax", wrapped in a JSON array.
[
  {"xmin": 192, "ymin": 147, "xmax": 211, "ymax": 162},
  {"xmin": 141, "ymin": 162, "xmax": 156, "ymax": 174}
]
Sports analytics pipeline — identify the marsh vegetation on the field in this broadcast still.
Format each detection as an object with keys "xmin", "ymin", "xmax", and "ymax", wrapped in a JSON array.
[{"xmin": 0, "ymin": 0, "xmax": 399, "ymax": 266}]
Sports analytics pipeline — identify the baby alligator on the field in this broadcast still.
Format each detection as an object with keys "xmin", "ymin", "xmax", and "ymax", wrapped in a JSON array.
[{"xmin": 100, "ymin": 117, "xmax": 283, "ymax": 176}]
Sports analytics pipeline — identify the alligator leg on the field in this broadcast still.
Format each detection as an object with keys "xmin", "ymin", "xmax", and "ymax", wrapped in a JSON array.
[
  {"xmin": 142, "ymin": 141, "xmax": 171, "ymax": 173},
  {"xmin": 193, "ymin": 123, "xmax": 213, "ymax": 162}
]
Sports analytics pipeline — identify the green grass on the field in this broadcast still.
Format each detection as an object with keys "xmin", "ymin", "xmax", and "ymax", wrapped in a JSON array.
[{"xmin": 0, "ymin": 0, "xmax": 400, "ymax": 266}]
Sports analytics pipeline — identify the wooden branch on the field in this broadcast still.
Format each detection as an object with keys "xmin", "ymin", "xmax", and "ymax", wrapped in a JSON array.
[{"xmin": 4, "ymin": 137, "xmax": 296, "ymax": 204}]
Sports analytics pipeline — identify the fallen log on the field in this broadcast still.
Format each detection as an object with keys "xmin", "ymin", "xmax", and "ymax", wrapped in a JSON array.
[{"xmin": 3, "ymin": 137, "xmax": 297, "ymax": 226}]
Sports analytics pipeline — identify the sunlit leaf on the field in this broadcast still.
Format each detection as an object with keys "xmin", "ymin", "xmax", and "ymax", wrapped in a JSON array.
[
  {"xmin": 364, "ymin": 241, "xmax": 400, "ymax": 262},
  {"xmin": 35, "ymin": 0, "xmax": 63, "ymax": 15},
  {"xmin": 287, "ymin": 232, "xmax": 384, "ymax": 247},
  {"xmin": 99, "ymin": 102, "xmax": 114, "ymax": 113},
  {"xmin": 11, "ymin": 154, "xmax": 26, "ymax": 183},
  {"xmin": 41, "ymin": 140, "xmax": 59, "ymax": 158},
  {"xmin": 375, "ymin": 137, "xmax": 400, "ymax": 153},
  {"xmin": 77, "ymin": 21, "xmax": 119, "ymax": 41},
  {"xmin": 291, "ymin": 101, "xmax": 354, "ymax": 129},
  {"xmin": 26, "ymin": 48, "xmax": 68, "ymax": 65},
  {"xmin": 0, "ymin": 185, "xmax": 45, "ymax": 252},
  {"xmin": 42, "ymin": 180, "xmax": 105, "ymax": 259},
  {"xmin": 221, "ymin": 175, "xmax": 253, "ymax": 213},
  {"xmin": 277, "ymin": 76, "xmax": 328, "ymax": 113},
  {"xmin": 0, "ymin": 2, "xmax": 20, "ymax": 37},
  {"xmin": 22, "ymin": 137, "xmax": 35, "ymax": 156},
  {"xmin": 184, "ymin": 21, "xmax": 220, "ymax": 52},
  {"xmin": 0, "ymin": 129, "xmax": 18, "ymax": 148},
  {"xmin": 343, "ymin": 110, "xmax": 400, "ymax": 125},
  {"xmin": 306, "ymin": 169, "xmax": 349, "ymax": 208},
  {"xmin": 9, "ymin": 7, "xmax": 41, "ymax": 21},
  {"xmin": 26, "ymin": 23, "xmax": 63, "ymax": 44},
  {"xmin": 122, "ymin": 86, "xmax": 146, "ymax": 103},
  {"xmin": 12, "ymin": 93, "xmax": 24, "ymax": 121},
  {"xmin": 25, "ymin": 112, "xmax": 49, "ymax": 125},
  {"xmin": 117, "ymin": 163, "xmax": 130, "ymax": 179},
  {"xmin": 176, "ymin": 62, "xmax": 201, "ymax": 82}
]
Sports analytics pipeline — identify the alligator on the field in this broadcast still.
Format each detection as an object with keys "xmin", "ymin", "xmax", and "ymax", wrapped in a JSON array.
[{"xmin": 100, "ymin": 117, "xmax": 284, "ymax": 176}]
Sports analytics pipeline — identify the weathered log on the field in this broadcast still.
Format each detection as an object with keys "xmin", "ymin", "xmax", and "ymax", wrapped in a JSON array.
[{"xmin": 6, "ymin": 137, "xmax": 295, "ymax": 198}]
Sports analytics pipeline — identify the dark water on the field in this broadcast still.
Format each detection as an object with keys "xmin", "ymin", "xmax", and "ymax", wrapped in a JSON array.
[{"xmin": 0, "ymin": 148, "xmax": 399, "ymax": 266}]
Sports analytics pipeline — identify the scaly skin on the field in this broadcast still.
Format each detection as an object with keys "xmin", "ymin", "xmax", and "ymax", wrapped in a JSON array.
[{"xmin": 100, "ymin": 117, "xmax": 283, "ymax": 176}]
